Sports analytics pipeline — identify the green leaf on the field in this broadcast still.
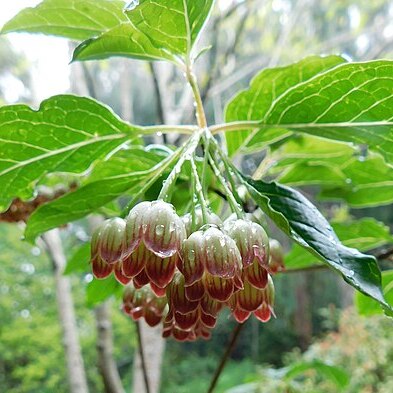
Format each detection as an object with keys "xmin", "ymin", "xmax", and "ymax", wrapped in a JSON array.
[
  {"xmin": 283, "ymin": 360, "xmax": 350, "ymax": 388},
  {"xmin": 86, "ymin": 275, "xmax": 122, "ymax": 307},
  {"xmin": 241, "ymin": 175, "xmax": 392, "ymax": 313},
  {"xmin": 64, "ymin": 242, "xmax": 90, "ymax": 275},
  {"xmin": 270, "ymin": 135, "xmax": 357, "ymax": 168},
  {"xmin": 1, "ymin": 0, "xmax": 127, "ymax": 40},
  {"xmin": 225, "ymin": 55, "xmax": 347, "ymax": 156},
  {"xmin": 74, "ymin": 0, "xmax": 215, "ymax": 62},
  {"xmin": 285, "ymin": 218, "xmax": 393, "ymax": 270},
  {"xmin": 72, "ymin": 22, "xmax": 175, "ymax": 62},
  {"xmin": 356, "ymin": 270, "xmax": 393, "ymax": 317},
  {"xmin": 0, "ymin": 95, "xmax": 139, "ymax": 211},
  {"xmin": 228, "ymin": 58, "xmax": 393, "ymax": 165},
  {"xmin": 24, "ymin": 147, "xmax": 168, "ymax": 240},
  {"xmin": 125, "ymin": 0, "xmax": 214, "ymax": 57},
  {"xmin": 333, "ymin": 218, "xmax": 393, "ymax": 250},
  {"xmin": 319, "ymin": 155, "xmax": 393, "ymax": 207}
]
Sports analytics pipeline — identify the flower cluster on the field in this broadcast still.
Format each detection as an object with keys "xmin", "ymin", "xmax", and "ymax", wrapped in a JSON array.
[{"xmin": 91, "ymin": 200, "xmax": 284, "ymax": 341}]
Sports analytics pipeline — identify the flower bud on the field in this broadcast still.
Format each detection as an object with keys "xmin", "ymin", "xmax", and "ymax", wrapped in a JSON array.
[
  {"xmin": 269, "ymin": 239, "xmax": 285, "ymax": 274},
  {"xmin": 122, "ymin": 285, "xmax": 167, "ymax": 327},
  {"xmin": 203, "ymin": 227, "xmax": 241, "ymax": 279},
  {"xmin": 125, "ymin": 201, "xmax": 150, "ymax": 255},
  {"xmin": 182, "ymin": 206, "xmax": 222, "ymax": 236},
  {"xmin": 224, "ymin": 219, "xmax": 269, "ymax": 268},
  {"xmin": 96, "ymin": 218, "xmax": 126, "ymax": 264},
  {"xmin": 142, "ymin": 200, "xmax": 186, "ymax": 258},
  {"xmin": 179, "ymin": 230, "xmax": 206, "ymax": 285}
]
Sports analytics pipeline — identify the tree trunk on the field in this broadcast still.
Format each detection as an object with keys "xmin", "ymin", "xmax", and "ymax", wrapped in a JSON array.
[
  {"xmin": 95, "ymin": 302, "xmax": 125, "ymax": 393},
  {"xmin": 41, "ymin": 229, "xmax": 89, "ymax": 393},
  {"xmin": 293, "ymin": 273, "xmax": 313, "ymax": 351},
  {"xmin": 132, "ymin": 321, "xmax": 165, "ymax": 393}
]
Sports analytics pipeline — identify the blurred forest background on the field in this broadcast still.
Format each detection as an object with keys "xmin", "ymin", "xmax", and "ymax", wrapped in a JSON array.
[{"xmin": 0, "ymin": 0, "xmax": 393, "ymax": 392}]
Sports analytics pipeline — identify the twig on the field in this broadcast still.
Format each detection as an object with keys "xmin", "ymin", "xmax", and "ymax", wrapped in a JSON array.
[
  {"xmin": 207, "ymin": 323, "xmax": 245, "ymax": 393},
  {"xmin": 135, "ymin": 321, "xmax": 151, "ymax": 393}
]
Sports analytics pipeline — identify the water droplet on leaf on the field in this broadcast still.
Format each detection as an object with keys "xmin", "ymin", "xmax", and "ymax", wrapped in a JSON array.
[{"xmin": 124, "ymin": 0, "xmax": 140, "ymax": 11}]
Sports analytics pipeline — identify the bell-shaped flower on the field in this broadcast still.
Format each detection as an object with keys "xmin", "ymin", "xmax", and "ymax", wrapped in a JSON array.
[
  {"xmin": 122, "ymin": 285, "xmax": 167, "ymax": 327},
  {"xmin": 228, "ymin": 275, "xmax": 275, "ymax": 323},
  {"xmin": 224, "ymin": 218, "xmax": 269, "ymax": 268},
  {"xmin": 124, "ymin": 201, "xmax": 151, "ymax": 255},
  {"xmin": 98, "ymin": 218, "xmax": 127, "ymax": 264},
  {"xmin": 142, "ymin": 200, "xmax": 186, "ymax": 258},
  {"xmin": 268, "ymin": 239, "xmax": 285, "ymax": 274},
  {"xmin": 180, "ymin": 226, "xmax": 243, "ymax": 302}
]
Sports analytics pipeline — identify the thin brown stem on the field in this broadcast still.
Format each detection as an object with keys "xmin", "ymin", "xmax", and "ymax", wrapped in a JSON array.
[
  {"xmin": 207, "ymin": 323, "xmax": 245, "ymax": 393},
  {"xmin": 135, "ymin": 321, "xmax": 151, "ymax": 393}
]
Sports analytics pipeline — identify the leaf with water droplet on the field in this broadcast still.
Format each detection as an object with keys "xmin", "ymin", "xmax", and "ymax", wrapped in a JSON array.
[
  {"xmin": 124, "ymin": 0, "xmax": 140, "ymax": 12},
  {"xmin": 241, "ymin": 173, "xmax": 392, "ymax": 315}
]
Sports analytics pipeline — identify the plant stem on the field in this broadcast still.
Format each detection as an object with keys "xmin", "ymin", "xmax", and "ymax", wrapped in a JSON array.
[
  {"xmin": 186, "ymin": 64, "xmax": 208, "ymax": 129},
  {"xmin": 207, "ymin": 133, "xmax": 243, "ymax": 205},
  {"xmin": 158, "ymin": 130, "xmax": 202, "ymax": 200},
  {"xmin": 141, "ymin": 125, "xmax": 197, "ymax": 135},
  {"xmin": 207, "ymin": 323, "xmax": 245, "ymax": 393},
  {"xmin": 120, "ymin": 146, "xmax": 185, "ymax": 217},
  {"xmin": 190, "ymin": 155, "xmax": 209, "ymax": 223},
  {"xmin": 135, "ymin": 321, "xmax": 151, "ymax": 393},
  {"xmin": 210, "ymin": 121, "xmax": 261, "ymax": 134},
  {"xmin": 208, "ymin": 153, "xmax": 243, "ymax": 218}
]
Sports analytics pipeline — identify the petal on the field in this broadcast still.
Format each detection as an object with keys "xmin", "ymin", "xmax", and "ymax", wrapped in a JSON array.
[
  {"xmin": 122, "ymin": 242, "xmax": 148, "ymax": 278},
  {"xmin": 92, "ymin": 255, "xmax": 113, "ymax": 279},
  {"xmin": 133, "ymin": 269, "xmax": 150, "ymax": 289},
  {"xmin": 204, "ymin": 275, "xmax": 234, "ymax": 302},
  {"xmin": 254, "ymin": 304, "xmax": 272, "ymax": 323},
  {"xmin": 174, "ymin": 310, "xmax": 198, "ymax": 330},
  {"xmin": 124, "ymin": 201, "xmax": 149, "ymax": 255},
  {"xmin": 179, "ymin": 232, "xmax": 205, "ymax": 285},
  {"xmin": 150, "ymin": 282, "xmax": 167, "ymax": 297},
  {"xmin": 237, "ymin": 281, "xmax": 264, "ymax": 312},
  {"xmin": 145, "ymin": 252, "xmax": 177, "ymax": 288},
  {"xmin": 185, "ymin": 280, "xmax": 205, "ymax": 301},
  {"xmin": 232, "ymin": 308, "xmax": 251, "ymax": 323},
  {"xmin": 114, "ymin": 262, "xmax": 132, "ymax": 285},
  {"xmin": 144, "ymin": 308, "xmax": 163, "ymax": 327},
  {"xmin": 244, "ymin": 260, "xmax": 268, "ymax": 289},
  {"xmin": 200, "ymin": 312, "xmax": 216, "ymax": 328},
  {"xmin": 99, "ymin": 218, "xmax": 126, "ymax": 264},
  {"xmin": 143, "ymin": 201, "xmax": 186, "ymax": 258},
  {"xmin": 204, "ymin": 228, "xmax": 240, "ymax": 278},
  {"xmin": 200, "ymin": 294, "xmax": 221, "ymax": 317},
  {"xmin": 166, "ymin": 272, "xmax": 199, "ymax": 314}
]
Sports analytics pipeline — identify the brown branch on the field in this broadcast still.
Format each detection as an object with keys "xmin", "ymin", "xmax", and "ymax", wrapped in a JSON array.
[
  {"xmin": 135, "ymin": 321, "xmax": 151, "ymax": 393},
  {"xmin": 0, "ymin": 184, "xmax": 76, "ymax": 223},
  {"xmin": 207, "ymin": 323, "xmax": 245, "ymax": 393}
]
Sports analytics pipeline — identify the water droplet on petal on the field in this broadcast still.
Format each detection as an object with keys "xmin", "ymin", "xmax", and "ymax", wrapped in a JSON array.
[
  {"xmin": 348, "ymin": 270, "xmax": 355, "ymax": 278},
  {"xmin": 155, "ymin": 224, "xmax": 165, "ymax": 236},
  {"xmin": 188, "ymin": 249, "xmax": 196, "ymax": 261}
]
